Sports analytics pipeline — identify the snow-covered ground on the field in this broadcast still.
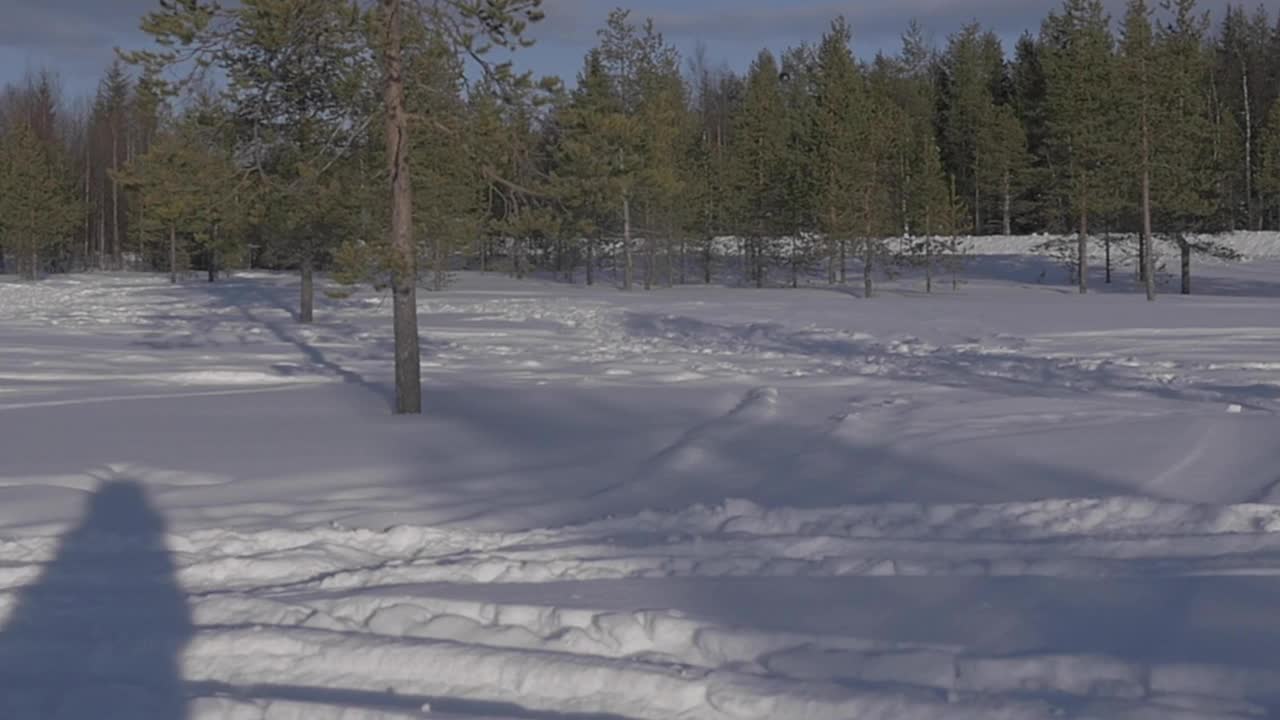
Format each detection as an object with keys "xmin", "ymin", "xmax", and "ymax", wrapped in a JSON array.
[{"xmin": 3, "ymin": 244, "xmax": 1280, "ymax": 719}]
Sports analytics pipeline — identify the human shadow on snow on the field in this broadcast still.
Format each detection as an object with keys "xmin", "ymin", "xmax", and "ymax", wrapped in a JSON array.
[{"xmin": 0, "ymin": 479, "xmax": 192, "ymax": 720}]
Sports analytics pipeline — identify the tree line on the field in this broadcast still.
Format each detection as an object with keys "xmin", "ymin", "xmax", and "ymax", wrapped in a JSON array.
[{"xmin": 2, "ymin": 0, "xmax": 1280, "ymax": 409}]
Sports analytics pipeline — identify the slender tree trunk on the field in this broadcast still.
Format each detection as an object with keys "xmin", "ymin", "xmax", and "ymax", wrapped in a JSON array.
[
  {"xmin": 168, "ymin": 224, "xmax": 177, "ymax": 284},
  {"xmin": 111, "ymin": 125, "xmax": 120, "ymax": 270},
  {"xmin": 300, "ymin": 243, "xmax": 314, "ymax": 324},
  {"xmin": 98, "ymin": 206, "xmax": 106, "ymax": 270},
  {"xmin": 973, "ymin": 175, "xmax": 981, "ymax": 235},
  {"xmin": 747, "ymin": 237, "xmax": 757, "ymax": 289},
  {"xmin": 1243, "ymin": 68, "xmax": 1255, "ymax": 230},
  {"xmin": 1142, "ymin": 133, "xmax": 1155, "ymax": 302},
  {"xmin": 208, "ymin": 224, "xmax": 219, "ymax": 282},
  {"xmin": 926, "ymin": 238, "xmax": 934, "ymax": 294},
  {"xmin": 790, "ymin": 234, "xmax": 798, "ymax": 289},
  {"xmin": 586, "ymin": 238, "xmax": 595, "ymax": 286},
  {"xmin": 679, "ymin": 237, "xmax": 687, "ymax": 285},
  {"xmin": 951, "ymin": 234, "xmax": 959, "ymax": 291},
  {"xmin": 622, "ymin": 192, "xmax": 633, "ymax": 290},
  {"xmin": 826, "ymin": 208, "xmax": 837, "ymax": 284},
  {"xmin": 137, "ymin": 199, "xmax": 145, "ymax": 272},
  {"xmin": 839, "ymin": 239, "xmax": 846, "ymax": 284},
  {"xmin": 1077, "ymin": 196, "xmax": 1088, "ymax": 295},
  {"xmin": 863, "ymin": 189, "xmax": 874, "ymax": 299},
  {"xmin": 703, "ymin": 237, "xmax": 712, "ymax": 284},
  {"xmin": 1002, "ymin": 169, "xmax": 1012, "ymax": 236},
  {"xmin": 83, "ymin": 139, "xmax": 92, "ymax": 270},
  {"xmin": 1104, "ymin": 233, "xmax": 1111, "ymax": 284},
  {"xmin": 1180, "ymin": 239, "xmax": 1191, "ymax": 295},
  {"xmin": 644, "ymin": 218, "xmax": 654, "ymax": 291},
  {"xmin": 384, "ymin": 0, "xmax": 421, "ymax": 414}
]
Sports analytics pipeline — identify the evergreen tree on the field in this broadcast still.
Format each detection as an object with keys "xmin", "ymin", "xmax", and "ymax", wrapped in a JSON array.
[
  {"xmin": 730, "ymin": 49, "xmax": 788, "ymax": 288},
  {"xmin": 94, "ymin": 62, "xmax": 132, "ymax": 270},
  {"xmin": 1119, "ymin": 0, "xmax": 1158, "ymax": 300},
  {"xmin": 1010, "ymin": 34, "xmax": 1057, "ymax": 231},
  {"xmin": 1260, "ymin": 97, "xmax": 1280, "ymax": 225},
  {"xmin": 1152, "ymin": 0, "xmax": 1219, "ymax": 294},
  {"xmin": 812, "ymin": 18, "xmax": 863, "ymax": 286},
  {"xmin": 0, "ymin": 121, "xmax": 80, "ymax": 279},
  {"xmin": 554, "ymin": 52, "xmax": 620, "ymax": 286},
  {"xmin": 633, "ymin": 21, "xmax": 687, "ymax": 289},
  {"xmin": 938, "ymin": 24, "xmax": 1010, "ymax": 235},
  {"xmin": 115, "ymin": 118, "xmax": 242, "ymax": 284},
  {"xmin": 685, "ymin": 57, "xmax": 740, "ymax": 284},
  {"xmin": 1214, "ymin": 4, "xmax": 1274, "ymax": 229},
  {"xmin": 1041, "ymin": 0, "xmax": 1119, "ymax": 293},
  {"xmin": 779, "ymin": 45, "xmax": 819, "ymax": 288}
]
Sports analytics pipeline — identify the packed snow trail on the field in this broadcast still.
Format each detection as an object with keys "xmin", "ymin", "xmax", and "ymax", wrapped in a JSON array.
[{"xmin": 3, "ymin": 250, "xmax": 1280, "ymax": 718}]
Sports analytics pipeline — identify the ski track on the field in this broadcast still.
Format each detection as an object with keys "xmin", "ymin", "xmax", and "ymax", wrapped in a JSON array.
[{"xmin": 3, "ymin": 253, "xmax": 1280, "ymax": 718}]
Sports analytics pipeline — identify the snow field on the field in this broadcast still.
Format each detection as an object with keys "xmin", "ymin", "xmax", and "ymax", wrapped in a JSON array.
[{"xmin": 3, "ymin": 244, "xmax": 1280, "ymax": 718}]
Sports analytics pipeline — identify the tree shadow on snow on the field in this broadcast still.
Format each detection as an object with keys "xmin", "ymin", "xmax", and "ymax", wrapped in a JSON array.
[{"xmin": 0, "ymin": 479, "xmax": 192, "ymax": 720}]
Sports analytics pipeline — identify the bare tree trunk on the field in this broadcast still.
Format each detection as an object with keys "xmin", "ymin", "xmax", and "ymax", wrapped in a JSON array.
[
  {"xmin": 747, "ymin": 237, "xmax": 757, "ymax": 289},
  {"xmin": 1002, "ymin": 168, "xmax": 1012, "ymax": 236},
  {"xmin": 168, "ymin": 224, "xmax": 177, "ymax": 284},
  {"xmin": 703, "ymin": 237, "xmax": 713, "ymax": 284},
  {"xmin": 208, "ymin": 224, "xmax": 218, "ymax": 282},
  {"xmin": 862, "ymin": 188, "xmax": 874, "ymax": 298},
  {"xmin": 1077, "ymin": 195, "xmax": 1088, "ymax": 295},
  {"xmin": 1142, "ymin": 142, "xmax": 1155, "ymax": 302},
  {"xmin": 790, "ymin": 234, "xmax": 798, "ymax": 289},
  {"xmin": 839, "ymin": 238, "xmax": 846, "ymax": 284},
  {"xmin": 111, "ymin": 125, "xmax": 120, "ymax": 270},
  {"xmin": 679, "ymin": 237, "xmax": 687, "ymax": 285},
  {"xmin": 1243, "ymin": 68, "xmax": 1255, "ymax": 230},
  {"xmin": 384, "ymin": 0, "xmax": 421, "ymax": 414},
  {"xmin": 83, "ymin": 139, "xmax": 92, "ymax": 270},
  {"xmin": 644, "ymin": 215, "xmax": 654, "ymax": 291},
  {"xmin": 622, "ymin": 192, "xmax": 633, "ymax": 290},
  {"xmin": 973, "ymin": 175, "xmax": 981, "ymax": 235},
  {"xmin": 1104, "ymin": 233, "xmax": 1111, "ymax": 284},
  {"xmin": 300, "ymin": 243, "xmax": 314, "ymax": 323},
  {"xmin": 137, "ymin": 200, "xmax": 145, "ymax": 272},
  {"xmin": 586, "ymin": 238, "xmax": 595, "ymax": 286},
  {"xmin": 926, "ymin": 239, "xmax": 933, "ymax": 294},
  {"xmin": 98, "ymin": 206, "xmax": 106, "ymax": 271},
  {"xmin": 1180, "ymin": 239, "xmax": 1191, "ymax": 295}
]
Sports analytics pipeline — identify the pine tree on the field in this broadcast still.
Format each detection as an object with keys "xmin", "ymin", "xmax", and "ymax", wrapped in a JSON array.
[
  {"xmin": 685, "ymin": 57, "xmax": 739, "ymax": 284},
  {"xmin": 976, "ymin": 103, "xmax": 1030, "ymax": 236},
  {"xmin": 730, "ymin": 49, "xmax": 789, "ymax": 288},
  {"xmin": 633, "ymin": 21, "xmax": 686, "ymax": 290},
  {"xmin": 1119, "ymin": 0, "xmax": 1158, "ymax": 300},
  {"xmin": 938, "ymin": 24, "xmax": 1009, "ymax": 235},
  {"xmin": 1010, "ymin": 34, "xmax": 1057, "ymax": 231},
  {"xmin": 1215, "ymin": 4, "xmax": 1273, "ymax": 229},
  {"xmin": 1042, "ymin": 0, "xmax": 1119, "ymax": 293},
  {"xmin": 115, "ymin": 119, "xmax": 241, "ymax": 284},
  {"xmin": 906, "ymin": 137, "xmax": 953, "ymax": 293},
  {"xmin": 812, "ymin": 18, "xmax": 863, "ymax": 287},
  {"xmin": 1152, "ymin": 0, "xmax": 1219, "ymax": 294},
  {"xmin": 0, "ymin": 122, "xmax": 80, "ymax": 279},
  {"xmin": 555, "ymin": 52, "xmax": 619, "ymax": 286},
  {"xmin": 779, "ymin": 45, "xmax": 819, "ymax": 288},
  {"xmin": 1260, "ymin": 97, "xmax": 1280, "ymax": 224}
]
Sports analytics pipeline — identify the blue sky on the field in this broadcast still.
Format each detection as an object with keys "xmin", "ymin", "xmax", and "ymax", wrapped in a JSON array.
[{"xmin": 1, "ymin": 0, "xmax": 1143, "ymax": 100}]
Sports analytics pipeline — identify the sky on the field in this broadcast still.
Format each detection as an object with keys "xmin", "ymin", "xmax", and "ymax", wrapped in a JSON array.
[{"xmin": 0, "ymin": 0, "xmax": 1162, "ymax": 100}]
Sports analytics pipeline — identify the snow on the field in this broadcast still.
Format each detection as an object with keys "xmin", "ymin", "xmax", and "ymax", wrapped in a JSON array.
[{"xmin": 3, "ymin": 236, "xmax": 1280, "ymax": 718}]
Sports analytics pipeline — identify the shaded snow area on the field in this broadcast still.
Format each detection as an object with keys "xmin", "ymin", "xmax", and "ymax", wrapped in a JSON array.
[{"xmin": 4, "ymin": 251, "xmax": 1280, "ymax": 719}]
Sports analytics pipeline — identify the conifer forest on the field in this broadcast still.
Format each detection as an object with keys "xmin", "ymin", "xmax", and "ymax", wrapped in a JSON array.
[{"xmin": 7, "ymin": 3, "xmax": 1280, "ymax": 717}]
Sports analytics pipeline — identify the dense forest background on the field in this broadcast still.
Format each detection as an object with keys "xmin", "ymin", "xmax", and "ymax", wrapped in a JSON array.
[{"xmin": 2, "ymin": 0, "xmax": 1279, "ymax": 299}]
